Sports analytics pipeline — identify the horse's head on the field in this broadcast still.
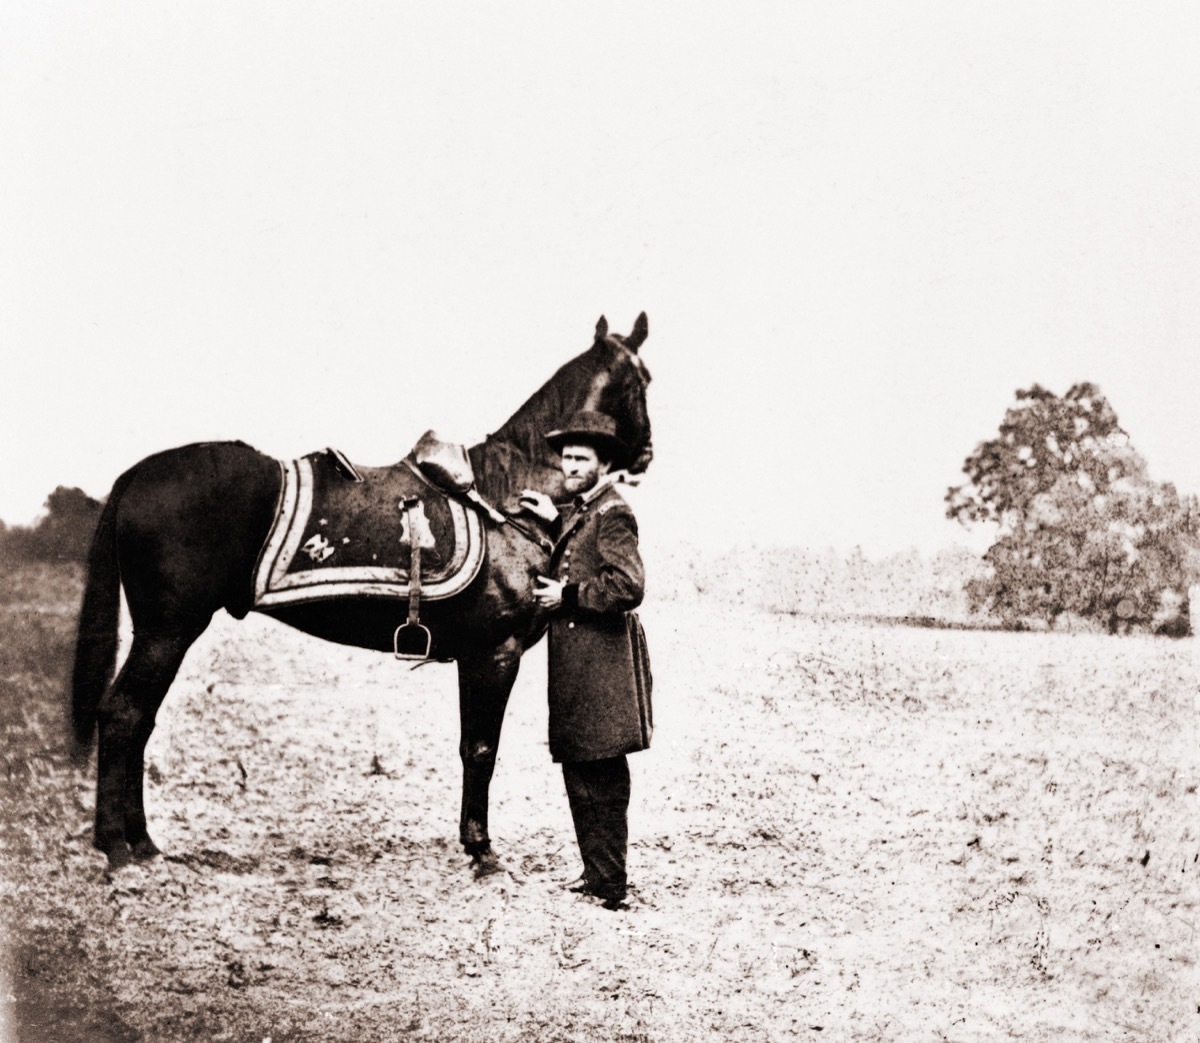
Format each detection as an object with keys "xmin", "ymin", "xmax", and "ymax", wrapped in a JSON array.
[
  {"xmin": 585, "ymin": 313, "xmax": 654, "ymax": 474},
  {"xmin": 473, "ymin": 312, "xmax": 656, "ymax": 507}
]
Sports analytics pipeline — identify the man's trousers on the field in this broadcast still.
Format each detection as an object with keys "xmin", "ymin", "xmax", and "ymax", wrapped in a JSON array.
[{"xmin": 562, "ymin": 755, "xmax": 630, "ymax": 900}]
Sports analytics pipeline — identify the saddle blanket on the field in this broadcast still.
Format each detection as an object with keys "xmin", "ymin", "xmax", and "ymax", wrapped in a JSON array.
[{"xmin": 252, "ymin": 450, "xmax": 485, "ymax": 609}]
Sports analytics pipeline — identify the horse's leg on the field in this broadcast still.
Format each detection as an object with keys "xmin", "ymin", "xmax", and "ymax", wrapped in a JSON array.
[
  {"xmin": 456, "ymin": 637, "xmax": 522, "ymax": 875},
  {"xmin": 94, "ymin": 622, "xmax": 207, "ymax": 868}
]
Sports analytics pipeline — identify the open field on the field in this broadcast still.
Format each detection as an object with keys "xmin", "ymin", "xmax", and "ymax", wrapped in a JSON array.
[{"xmin": 2, "ymin": 562, "xmax": 1198, "ymax": 1041}]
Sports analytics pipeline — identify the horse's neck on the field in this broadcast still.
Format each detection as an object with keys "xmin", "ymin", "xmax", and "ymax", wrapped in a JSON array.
[
  {"xmin": 468, "ymin": 358, "xmax": 592, "ymax": 506},
  {"xmin": 468, "ymin": 437, "xmax": 560, "ymax": 510}
]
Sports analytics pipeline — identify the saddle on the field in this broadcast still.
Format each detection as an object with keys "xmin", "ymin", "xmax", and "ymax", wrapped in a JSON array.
[
  {"xmin": 411, "ymin": 430, "xmax": 473, "ymax": 494},
  {"xmin": 252, "ymin": 444, "xmax": 486, "ymax": 636},
  {"xmin": 253, "ymin": 433, "xmax": 549, "ymax": 659},
  {"xmin": 412, "ymin": 430, "xmax": 506, "ymax": 523}
]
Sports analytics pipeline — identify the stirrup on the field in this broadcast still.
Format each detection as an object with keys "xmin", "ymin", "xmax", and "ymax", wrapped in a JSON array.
[{"xmin": 393, "ymin": 622, "xmax": 432, "ymax": 661}]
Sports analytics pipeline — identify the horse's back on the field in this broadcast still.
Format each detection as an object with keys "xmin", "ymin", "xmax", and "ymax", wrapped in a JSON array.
[{"xmin": 115, "ymin": 441, "xmax": 281, "ymax": 622}]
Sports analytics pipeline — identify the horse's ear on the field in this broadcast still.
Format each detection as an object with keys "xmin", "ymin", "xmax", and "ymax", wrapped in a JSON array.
[
  {"xmin": 626, "ymin": 312, "xmax": 648, "ymax": 352},
  {"xmin": 594, "ymin": 316, "xmax": 608, "ymax": 342}
]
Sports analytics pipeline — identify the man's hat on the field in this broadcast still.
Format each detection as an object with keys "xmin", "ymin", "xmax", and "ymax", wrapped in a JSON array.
[{"xmin": 546, "ymin": 411, "xmax": 629, "ymax": 466}]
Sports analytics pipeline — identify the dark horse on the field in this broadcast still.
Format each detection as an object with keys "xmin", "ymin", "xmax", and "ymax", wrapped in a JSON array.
[{"xmin": 71, "ymin": 314, "xmax": 653, "ymax": 870}]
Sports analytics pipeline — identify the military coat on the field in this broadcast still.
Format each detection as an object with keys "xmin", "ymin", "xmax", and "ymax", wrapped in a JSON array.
[{"xmin": 546, "ymin": 483, "xmax": 653, "ymax": 763}]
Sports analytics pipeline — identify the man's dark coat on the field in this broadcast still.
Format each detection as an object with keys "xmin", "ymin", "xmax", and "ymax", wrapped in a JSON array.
[{"xmin": 547, "ymin": 483, "xmax": 653, "ymax": 763}]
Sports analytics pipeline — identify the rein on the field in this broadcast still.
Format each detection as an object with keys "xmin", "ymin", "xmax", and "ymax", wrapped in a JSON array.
[{"xmin": 499, "ymin": 512, "xmax": 555, "ymax": 554}]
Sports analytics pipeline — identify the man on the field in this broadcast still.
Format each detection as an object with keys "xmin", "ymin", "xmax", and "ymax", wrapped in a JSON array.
[{"xmin": 519, "ymin": 410, "xmax": 653, "ymax": 911}]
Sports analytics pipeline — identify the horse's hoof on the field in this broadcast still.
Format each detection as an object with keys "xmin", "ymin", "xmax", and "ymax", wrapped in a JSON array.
[
  {"xmin": 98, "ymin": 841, "xmax": 132, "ymax": 870},
  {"xmin": 473, "ymin": 857, "xmax": 504, "ymax": 879},
  {"xmin": 468, "ymin": 846, "xmax": 502, "ymax": 879},
  {"xmin": 129, "ymin": 837, "xmax": 161, "ymax": 862}
]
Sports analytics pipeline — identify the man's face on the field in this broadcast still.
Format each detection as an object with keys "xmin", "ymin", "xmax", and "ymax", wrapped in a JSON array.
[{"xmin": 560, "ymin": 443, "xmax": 610, "ymax": 496}]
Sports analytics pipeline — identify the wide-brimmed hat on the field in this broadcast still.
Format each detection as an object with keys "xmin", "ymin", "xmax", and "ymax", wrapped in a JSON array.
[{"xmin": 545, "ymin": 411, "xmax": 629, "ymax": 465}]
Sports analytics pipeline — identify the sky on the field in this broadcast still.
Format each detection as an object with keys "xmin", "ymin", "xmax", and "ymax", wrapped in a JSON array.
[{"xmin": 3, "ymin": 2, "xmax": 1200, "ymax": 556}]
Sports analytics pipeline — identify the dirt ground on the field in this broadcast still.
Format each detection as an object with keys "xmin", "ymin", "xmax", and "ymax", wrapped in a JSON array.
[{"xmin": 2, "ymin": 563, "xmax": 1198, "ymax": 1041}]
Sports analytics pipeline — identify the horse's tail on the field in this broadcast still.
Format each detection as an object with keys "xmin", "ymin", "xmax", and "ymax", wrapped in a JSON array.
[{"xmin": 70, "ymin": 472, "xmax": 131, "ymax": 753}]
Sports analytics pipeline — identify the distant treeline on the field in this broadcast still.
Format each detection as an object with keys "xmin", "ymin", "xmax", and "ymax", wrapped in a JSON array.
[
  {"xmin": 650, "ymin": 541, "xmax": 1192, "ymax": 637},
  {"xmin": 0, "ymin": 486, "xmax": 100, "ymax": 566},
  {"xmin": 651, "ymin": 542, "xmax": 983, "ymax": 620}
]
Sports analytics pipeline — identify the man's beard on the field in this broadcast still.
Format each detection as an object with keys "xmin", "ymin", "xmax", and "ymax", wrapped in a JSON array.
[{"xmin": 563, "ymin": 472, "xmax": 599, "ymax": 495}]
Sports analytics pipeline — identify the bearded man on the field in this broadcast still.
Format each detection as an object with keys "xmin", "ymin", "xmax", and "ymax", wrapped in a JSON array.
[{"xmin": 519, "ymin": 410, "xmax": 653, "ymax": 911}]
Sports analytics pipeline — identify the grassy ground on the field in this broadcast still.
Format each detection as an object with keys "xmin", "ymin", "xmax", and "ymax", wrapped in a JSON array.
[{"xmin": 1, "ymin": 562, "xmax": 1198, "ymax": 1041}]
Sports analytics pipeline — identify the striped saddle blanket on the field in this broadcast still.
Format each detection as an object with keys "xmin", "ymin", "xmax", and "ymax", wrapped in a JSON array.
[{"xmin": 252, "ymin": 449, "xmax": 485, "ymax": 609}]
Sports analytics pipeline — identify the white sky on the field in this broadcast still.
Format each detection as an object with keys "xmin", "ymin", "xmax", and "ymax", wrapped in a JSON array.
[{"xmin": 3, "ymin": 2, "xmax": 1199, "ymax": 554}]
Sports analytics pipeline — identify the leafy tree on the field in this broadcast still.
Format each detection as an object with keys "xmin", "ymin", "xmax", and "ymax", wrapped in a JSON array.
[
  {"xmin": 946, "ymin": 383, "xmax": 1135, "ymax": 527},
  {"xmin": 948, "ymin": 383, "xmax": 1199, "ymax": 633}
]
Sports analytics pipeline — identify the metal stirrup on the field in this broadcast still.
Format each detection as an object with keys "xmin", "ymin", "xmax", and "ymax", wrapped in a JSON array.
[{"xmin": 394, "ymin": 497, "xmax": 432, "ymax": 660}]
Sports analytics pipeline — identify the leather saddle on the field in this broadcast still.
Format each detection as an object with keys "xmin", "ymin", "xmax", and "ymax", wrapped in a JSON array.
[{"xmin": 411, "ymin": 429, "xmax": 474, "ymax": 494}]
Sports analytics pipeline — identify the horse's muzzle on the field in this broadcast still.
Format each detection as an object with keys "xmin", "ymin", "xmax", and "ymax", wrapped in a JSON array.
[{"xmin": 629, "ymin": 444, "xmax": 654, "ymax": 474}]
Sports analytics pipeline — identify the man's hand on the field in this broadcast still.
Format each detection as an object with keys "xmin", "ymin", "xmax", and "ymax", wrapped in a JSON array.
[
  {"xmin": 533, "ymin": 575, "xmax": 564, "ymax": 609},
  {"xmin": 519, "ymin": 489, "xmax": 558, "ymax": 523}
]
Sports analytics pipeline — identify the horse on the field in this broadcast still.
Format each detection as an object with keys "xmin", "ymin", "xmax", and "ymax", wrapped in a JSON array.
[{"xmin": 70, "ymin": 313, "xmax": 653, "ymax": 871}]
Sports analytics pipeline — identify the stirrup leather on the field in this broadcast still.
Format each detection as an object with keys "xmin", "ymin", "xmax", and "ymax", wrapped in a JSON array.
[{"xmin": 394, "ymin": 496, "xmax": 434, "ymax": 660}]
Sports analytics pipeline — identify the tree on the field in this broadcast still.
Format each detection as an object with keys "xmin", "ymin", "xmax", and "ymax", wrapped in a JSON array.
[
  {"xmin": 946, "ymin": 383, "xmax": 1136, "ymax": 527},
  {"xmin": 0, "ymin": 486, "xmax": 102, "ymax": 565},
  {"xmin": 948, "ymin": 383, "xmax": 1199, "ymax": 633},
  {"xmin": 34, "ymin": 486, "xmax": 103, "ymax": 562}
]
